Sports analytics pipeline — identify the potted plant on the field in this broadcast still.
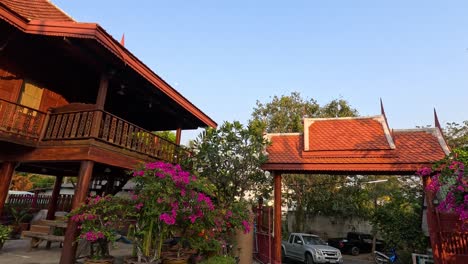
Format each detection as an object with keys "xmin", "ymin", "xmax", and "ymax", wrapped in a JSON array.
[
  {"xmin": 8, "ymin": 207, "xmax": 32, "ymax": 238},
  {"xmin": 198, "ymin": 255, "xmax": 236, "ymax": 264},
  {"xmin": 69, "ymin": 195, "xmax": 137, "ymax": 264},
  {"xmin": 0, "ymin": 224, "xmax": 12, "ymax": 250},
  {"xmin": 125, "ymin": 162, "xmax": 221, "ymax": 264},
  {"xmin": 124, "ymin": 161, "xmax": 253, "ymax": 264}
]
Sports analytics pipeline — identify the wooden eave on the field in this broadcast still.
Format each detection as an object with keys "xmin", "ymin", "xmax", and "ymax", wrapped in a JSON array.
[
  {"xmin": 261, "ymin": 162, "xmax": 435, "ymax": 175},
  {"xmin": 0, "ymin": 139, "xmax": 152, "ymax": 169},
  {"xmin": 0, "ymin": 4, "xmax": 217, "ymax": 129}
]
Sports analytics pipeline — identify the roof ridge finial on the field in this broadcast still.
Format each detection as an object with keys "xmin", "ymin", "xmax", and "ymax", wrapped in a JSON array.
[
  {"xmin": 380, "ymin": 97, "xmax": 386, "ymax": 117},
  {"xmin": 120, "ymin": 34, "xmax": 125, "ymax": 46},
  {"xmin": 380, "ymin": 98, "xmax": 389, "ymax": 125},
  {"xmin": 434, "ymin": 107, "xmax": 441, "ymax": 129}
]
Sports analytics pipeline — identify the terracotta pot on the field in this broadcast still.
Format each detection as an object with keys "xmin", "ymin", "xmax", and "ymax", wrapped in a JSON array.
[
  {"xmin": 84, "ymin": 256, "xmax": 114, "ymax": 264},
  {"xmin": 163, "ymin": 256, "xmax": 189, "ymax": 264},
  {"xmin": 123, "ymin": 256, "xmax": 159, "ymax": 264}
]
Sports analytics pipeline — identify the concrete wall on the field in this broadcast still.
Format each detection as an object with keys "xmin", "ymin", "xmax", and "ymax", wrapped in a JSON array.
[{"xmin": 286, "ymin": 211, "xmax": 373, "ymax": 240}]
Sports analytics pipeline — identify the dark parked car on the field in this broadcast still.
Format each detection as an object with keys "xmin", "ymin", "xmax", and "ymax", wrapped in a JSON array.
[{"xmin": 328, "ymin": 232, "xmax": 384, "ymax": 256}]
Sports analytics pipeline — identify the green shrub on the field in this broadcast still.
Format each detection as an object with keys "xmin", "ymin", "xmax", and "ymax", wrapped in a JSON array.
[
  {"xmin": 0, "ymin": 224, "xmax": 12, "ymax": 247},
  {"xmin": 199, "ymin": 255, "xmax": 236, "ymax": 264}
]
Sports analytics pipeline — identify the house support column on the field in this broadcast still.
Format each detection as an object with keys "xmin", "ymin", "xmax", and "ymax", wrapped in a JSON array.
[
  {"xmin": 60, "ymin": 161, "xmax": 94, "ymax": 264},
  {"xmin": 91, "ymin": 74, "xmax": 109, "ymax": 138},
  {"xmin": 175, "ymin": 128, "xmax": 182, "ymax": 145},
  {"xmin": 0, "ymin": 161, "xmax": 16, "ymax": 216},
  {"xmin": 46, "ymin": 175, "xmax": 64, "ymax": 220},
  {"xmin": 273, "ymin": 171, "xmax": 282, "ymax": 264}
]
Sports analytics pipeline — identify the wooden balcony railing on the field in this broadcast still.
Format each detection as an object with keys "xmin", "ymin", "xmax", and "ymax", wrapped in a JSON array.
[
  {"xmin": 42, "ymin": 109, "xmax": 190, "ymax": 164},
  {"xmin": 0, "ymin": 98, "xmax": 46, "ymax": 142}
]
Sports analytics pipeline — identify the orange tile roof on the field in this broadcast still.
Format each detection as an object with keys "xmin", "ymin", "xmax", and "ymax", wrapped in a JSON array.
[
  {"xmin": 264, "ymin": 116, "xmax": 449, "ymax": 173},
  {"xmin": 307, "ymin": 117, "xmax": 392, "ymax": 151},
  {"xmin": 0, "ymin": 0, "xmax": 73, "ymax": 22},
  {"xmin": 0, "ymin": 0, "xmax": 217, "ymax": 129}
]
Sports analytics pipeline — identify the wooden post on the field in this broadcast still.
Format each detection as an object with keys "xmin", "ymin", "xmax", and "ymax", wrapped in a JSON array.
[
  {"xmin": 31, "ymin": 193, "xmax": 38, "ymax": 209},
  {"xmin": 422, "ymin": 175, "xmax": 442, "ymax": 264},
  {"xmin": 0, "ymin": 161, "xmax": 16, "ymax": 216},
  {"xmin": 273, "ymin": 172, "xmax": 282, "ymax": 264},
  {"xmin": 46, "ymin": 175, "xmax": 63, "ymax": 220},
  {"xmin": 96, "ymin": 74, "xmax": 109, "ymax": 110},
  {"xmin": 60, "ymin": 161, "xmax": 94, "ymax": 264},
  {"xmin": 38, "ymin": 110, "xmax": 52, "ymax": 141},
  {"xmin": 91, "ymin": 74, "xmax": 109, "ymax": 138},
  {"xmin": 175, "ymin": 128, "xmax": 182, "ymax": 145}
]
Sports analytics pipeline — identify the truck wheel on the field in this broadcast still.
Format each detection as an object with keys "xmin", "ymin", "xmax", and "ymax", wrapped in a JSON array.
[
  {"xmin": 282, "ymin": 248, "xmax": 287, "ymax": 262},
  {"xmin": 351, "ymin": 246, "xmax": 360, "ymax": 256},
  {"xmin": 305, "ymin": 253, "xmax": 314, "ymax": 264}
]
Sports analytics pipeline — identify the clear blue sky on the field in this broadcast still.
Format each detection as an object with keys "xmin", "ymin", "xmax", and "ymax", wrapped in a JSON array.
[{"xmin": 55, "ymin": 0, "xmax": 468, "ymax": 143}]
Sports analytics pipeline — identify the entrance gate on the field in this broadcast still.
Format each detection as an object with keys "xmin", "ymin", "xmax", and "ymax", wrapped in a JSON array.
[
  {"xmin": 262, "ymin": 111, "xmax": 451, "ymax": 263},
  {"xmin": 254, "ymin": 200, "xmax": 273, "ymax": 264}
]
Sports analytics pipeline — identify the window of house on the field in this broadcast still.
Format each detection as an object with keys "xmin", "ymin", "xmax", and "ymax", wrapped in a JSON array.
[{"xmin": 18, "ymin": 80, "xmax": 43, "ymax": 110}]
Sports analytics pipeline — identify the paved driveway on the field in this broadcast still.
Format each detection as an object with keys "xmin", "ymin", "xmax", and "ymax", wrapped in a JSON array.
[
  {"xmin": 343, "ymin": 253, "xmax": 374, "ymax": 264},
  {"xmin": 0, "ymin": 238, "xmax": 132, "ymax": 264},
  {"xmin": 283, "ymin": 253, "xmax": 373, "ymax": 264}
]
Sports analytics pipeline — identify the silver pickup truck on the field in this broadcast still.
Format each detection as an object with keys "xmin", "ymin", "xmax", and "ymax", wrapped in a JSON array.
[{"xmin": 282, "ymin": 233, "xmax": 343, "ymax": 264}]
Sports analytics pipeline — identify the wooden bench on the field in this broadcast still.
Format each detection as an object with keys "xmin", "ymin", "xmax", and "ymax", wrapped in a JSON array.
[
  {"xmin": 21, "ymin": 220, "xmax": 66, "ymax": 249},
  {"xmin": 22, "ymin": 231, "xmax": 65, "ymax": 248}
]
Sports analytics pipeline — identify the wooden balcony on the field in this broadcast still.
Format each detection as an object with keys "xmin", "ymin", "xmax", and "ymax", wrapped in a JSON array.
[
  {"xmin": 0, "ymin": 99, "xmax": 189, "ymax": 164},
  {"xmin": 41, "ymin": 109, "xmax": 190, "ymax": 164},
  {"xmin": 0, "ymin": 98, "xmax": 46, "ymax": 145}
]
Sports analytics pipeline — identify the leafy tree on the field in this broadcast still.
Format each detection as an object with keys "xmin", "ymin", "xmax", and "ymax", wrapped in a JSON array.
[
  {"xmin": 250, "ymin": 92, "xmax": 320, "ymax": 134},
  {"xmin": 250, "ymin": 92, "xmax": 358, "ymax": 135},
  {"xmin": 319, "ymin": 99, "xmax": 359, "ymax": 118},
  {"xmin": 370, "ymin": 176, "xmax": 426, "ymax": 262},
  {"xmin": 154, "ymin": 131, "xmax": 176, "ymax": 143},
  {"xmin": 250, "ymin": 92, "xmax": 358, "ymax": 230},
  {"xmin": 29, "ymin": 174, "xmax": 55, "ymax": 189},
  {"xmin": 444, "ymin": 121, "xmax": 468, "ymax": 149},
  {"xmin": 191, "ymin": 121, "xmax": 271, "ymax": 204},
  {"xmin": 10, "ymin": 174, "xmax": 33, "ymax": 191}
]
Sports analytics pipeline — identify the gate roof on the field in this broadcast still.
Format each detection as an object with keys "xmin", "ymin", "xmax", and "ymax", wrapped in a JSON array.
[{"xmin": 263, "ymin": 114, "xmax": 450, "ymax": 174}]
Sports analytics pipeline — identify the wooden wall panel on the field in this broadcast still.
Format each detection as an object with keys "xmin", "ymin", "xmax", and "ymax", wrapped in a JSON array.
[
  {"xmin": 0, "ymin": 67, "xmax": 22, "ymax": 102},
  {"xmin": 39, "ymin": 89, "xmax": 69, "ymax": 112}
]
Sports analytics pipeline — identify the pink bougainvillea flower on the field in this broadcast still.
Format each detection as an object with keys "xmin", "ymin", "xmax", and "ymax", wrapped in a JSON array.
[
  {"xmin": 160, "ymin": 213, "xmax": 176, "ymax": 225},
  {"xmin": 242, "ymin": 220, "xmax": 251, "ymax": 234}
]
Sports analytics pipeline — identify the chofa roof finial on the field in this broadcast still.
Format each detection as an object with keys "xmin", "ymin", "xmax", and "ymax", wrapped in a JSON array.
[
  {"xmin": 434, "ymin": 108, "xmax": 441, "ymax": 129},
  {"xmin": 380, "ymin": 98, "xmax": 386, "ymax": 117},
  {"xmin": 120, "ymin": 34, "xmax": 125, "ymax": 46},
  {"xmin": 380, "ymin": 98, "xmax": 389, "ymax": 126}
]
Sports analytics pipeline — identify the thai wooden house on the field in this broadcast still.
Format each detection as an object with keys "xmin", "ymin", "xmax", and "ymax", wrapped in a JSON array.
[{"xmin": 0, "ymin": 0, "xmax": 216, "ymax": 262}]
